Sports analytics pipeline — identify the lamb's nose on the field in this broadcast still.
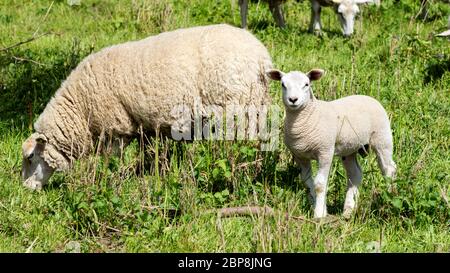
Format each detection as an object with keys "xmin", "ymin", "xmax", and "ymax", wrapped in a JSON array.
[{"xmin": 289, "ymin": 97, "xmax": 298, "ymax": 104}]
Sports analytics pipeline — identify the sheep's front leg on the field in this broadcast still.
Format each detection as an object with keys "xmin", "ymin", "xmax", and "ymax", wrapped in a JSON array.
[
  {"xmin": 313, "ymin": 153, "xmax": 333, "ymax": 218},
  {"xmin": 294, "ymin": 157, "xmax": 315, "ymax": 205},
  {"xmin": 308, "ymin": 0, "xmax": 322, "ymax": 34},
  {"xmin": 342, "ymin": 153, "xmax": 362, "ymax": 219},
  {"xmin": 239, "ymin": 0, "xmax": 249, "ymax": 29}
]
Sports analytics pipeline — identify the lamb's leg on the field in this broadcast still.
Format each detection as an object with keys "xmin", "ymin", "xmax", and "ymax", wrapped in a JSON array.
[
  {"xmin": 313, "ymin": 153, "xmax": 333, "ymax": 218},
  {"xmin": 294, "ymin": 157, "xmax": 315, "ymax": 205},
  {"xmin": 372, "ymin": 132, "xmax": 397, "ymax": 179},
  {"xmin": 308, "ymin": 0, "xmax": 322, "ymax": 34},
  {"xmin": 372, "ymin": 131, "xmax": 397, "ymax": 194},
  {"xmin": 239, "ymin": 0, "xmax": 249, "ymax": 29},
  {"xmin": 375, "ymin": 147, "xmax": 396, "ymax": 179},
  {"xmin": 374, "ymin": 144, "xmax": 397, "ymax": 192},
  {"xmin": 269, "ymin": 0, "xmax": 286, "ymax": 28},
  {"xmin": 342, "ymin": 153, "xmax": 362, "ymax": 219}
]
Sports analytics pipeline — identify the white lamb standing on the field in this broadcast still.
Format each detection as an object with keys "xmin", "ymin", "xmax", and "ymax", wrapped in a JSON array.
[
  {"xmin": 266, "ymin": 68, "xmax": 396, "ymax": 219},
  {"xmin": 21, "ymin": 24, "xmax": 273, "ymax": 190},
  {"xmin": 309, "ymin": 0, "xmax": 379, "ymax": 37}
]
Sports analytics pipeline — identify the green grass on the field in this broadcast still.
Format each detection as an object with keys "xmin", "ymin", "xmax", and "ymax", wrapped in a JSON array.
[{"xmin": 0, "ymin": 0, "xmax": 449, "ymax": 252}]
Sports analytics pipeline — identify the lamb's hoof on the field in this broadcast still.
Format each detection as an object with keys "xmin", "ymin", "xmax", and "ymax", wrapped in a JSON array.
[
  {"xmin": 312, "ymin": 215, "xmax": 339, "ymax": 225},
  {"xmin": 387, "ymin": 183, "xmax": 398, "ymax": 195},
  {"xmin": 342, "ymin": 209, "xmax": 353, "ymax": 220}
]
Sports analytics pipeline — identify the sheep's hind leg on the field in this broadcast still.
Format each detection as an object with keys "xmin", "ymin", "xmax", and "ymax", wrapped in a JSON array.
[
  {"xmin": 294, "ymin": 157, "xmax": 315, "ymax": 205},
  {"xmin": 313, "ymin": 153, "xmax": 333, "ymax": 218},
  {"xmin": 342, "ymin": 153, "xmax": 362, "ymax": 219}
]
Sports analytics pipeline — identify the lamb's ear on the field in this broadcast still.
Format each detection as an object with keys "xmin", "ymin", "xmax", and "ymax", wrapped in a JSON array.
[
  {"xmin": 266, "ymin": 69, "xmax": 284, "ymax": 81},
  {"xmin": 307, "ymin": 69, "xmax": 324, "ymax": 81}
]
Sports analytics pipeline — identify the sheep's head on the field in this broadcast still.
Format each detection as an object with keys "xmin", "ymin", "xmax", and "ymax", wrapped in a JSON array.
[
  {"xmin": 332, "ymin": 0, "xmax": 374, "ymax": 37},
  {"xmin": 21, "ymin": 133, "xmax": 64, "ymax": 190},
  {"xmin": 266, "ymin": 68, "xmax": 324, "ymax": 111}
]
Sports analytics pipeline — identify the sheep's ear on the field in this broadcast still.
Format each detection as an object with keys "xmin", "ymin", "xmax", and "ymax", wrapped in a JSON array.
[
  {"xmin": 35, "ymin": 133, "xmax": 47, "ymax": 144},
  {"xmin": 266, "ymin": 69, "xmax": 284, "ymax": 81},
  {"xmin": 307, "ymin": 69, "xmax": 324, "ymax": 81},
  {"xmin": 22, "ymin": 133, "xmax": 46, "ymax": 159}
]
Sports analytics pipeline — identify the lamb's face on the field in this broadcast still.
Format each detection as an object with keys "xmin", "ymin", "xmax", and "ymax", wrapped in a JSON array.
[
  {"xmin": 280, "ymin": 72, "xmax": 312, "ymax": 111},
  {"xmin": 21, "ymin": 134, "xmax": 55, "ymax": 190},
  {"xmin": 266, "ymin": 68, "xmax": 324, "ymax": 111}
]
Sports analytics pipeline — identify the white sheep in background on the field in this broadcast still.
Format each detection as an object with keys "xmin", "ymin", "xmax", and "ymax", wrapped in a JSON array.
[
  {"xmin": 266, "ymin": 68, "xmax": 396, "ymax": 219},
  {"xmin": 309, "ymin": 0, "xmax": 379, "ymax": 37},
  {"xmin": 436, "ymin": 15, "xmax": 450, "ymax": 36},
  {"xmin": 238, "ymin": 0, "xmax": 287, "ymax": 28},
  {"xmin": 21, "ymin": 24, "xmax": 273, "ymax": 190}
]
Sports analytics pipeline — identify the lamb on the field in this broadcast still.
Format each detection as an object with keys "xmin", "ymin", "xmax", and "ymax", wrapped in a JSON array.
[
  {"xmin": 239, "ymin": 0, "xmax": 286, "ymax": 29},
  {"xmin": 309, "ymin": 0, "xmax": 379, "ymax": 37},
  {"xmin": 21, "ymin": 24, "xmax": 273, "ymax": 190},
  {"xmin": 266, "ymin": 68, "xmax": 396, "ymax": 219}
]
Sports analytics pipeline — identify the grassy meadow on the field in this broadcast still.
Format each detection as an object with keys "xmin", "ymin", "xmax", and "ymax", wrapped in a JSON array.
[{"xmin": 0, "ymin": 0, "xmax": 449, "ymax": 252}]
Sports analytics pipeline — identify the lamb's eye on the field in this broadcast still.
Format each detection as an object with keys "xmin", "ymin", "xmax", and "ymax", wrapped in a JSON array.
[
  {"xmin": 281, "ymin": 82, "xmax": 286, "ymax": 88},
  {"xmin": 305, "ymin": 83, "xmax": 309, "ymax": 87},
  {"xmin": 27, "ymin": 153, "xmax": 34, "ymax": 161}
]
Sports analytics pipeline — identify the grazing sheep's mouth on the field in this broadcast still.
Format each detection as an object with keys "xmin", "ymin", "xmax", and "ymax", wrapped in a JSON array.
[{"xmin": 23, "ymin": 176, "xmax": 44, "ymax": 190}]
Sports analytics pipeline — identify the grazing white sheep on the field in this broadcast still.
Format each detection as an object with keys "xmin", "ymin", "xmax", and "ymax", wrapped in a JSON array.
[
  {"xmin": 309, "ymin": 0, "xmax": 379, "ymax": 37},
  {"xmin": 239, "ymin": 0, "xmax": 286, "ymax": 28},
  {"xmin": 266, "ymin": 68, "xmax": 396, "ymax": 219},
  {"xmin": 21, "ymin": 24, "xmax": 273, "ymax": 190}
]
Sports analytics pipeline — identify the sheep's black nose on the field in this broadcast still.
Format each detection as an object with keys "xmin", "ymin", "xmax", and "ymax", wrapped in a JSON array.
[{"xmin": 289, "ymin": 97, "xmax": 298, "ymax": 104}]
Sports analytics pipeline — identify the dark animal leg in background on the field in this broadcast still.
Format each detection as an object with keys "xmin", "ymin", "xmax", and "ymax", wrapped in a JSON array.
[
  {"xmin": 239, "ymin": 0, "xmax": 249, "ymax": 28},
  {"xmin": 269, "ymin": 0, "xmax": 286, "ymax": 28}
]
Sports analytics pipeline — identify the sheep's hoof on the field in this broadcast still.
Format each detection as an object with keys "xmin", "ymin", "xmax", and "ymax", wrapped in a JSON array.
[
  {"xmin": 23, "ymin": 180, "xmax": 43, "ymax": 191},
  {"xmin": 309, "ymin": 29, "xmax": 323, "ymax": 37}
]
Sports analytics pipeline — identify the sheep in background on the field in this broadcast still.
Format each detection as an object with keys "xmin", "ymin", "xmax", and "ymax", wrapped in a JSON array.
[
  {"xmin": 309, "ymin": 0, "xmax": 379, "ymax": 37},
  {"xmin": 266, "ymin": 68, "xmax": 396, "ymax": 219},
  {"xmin": 239, "ymin": 0, "xmax": 287, "ymax": 28},
  {"xmin": 436, "ymin": 15, "xmax": 450, "ymax": 36},
  {"xmin": 21, "ymin": 24, "xmax": 273, "ymax": 190}
]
